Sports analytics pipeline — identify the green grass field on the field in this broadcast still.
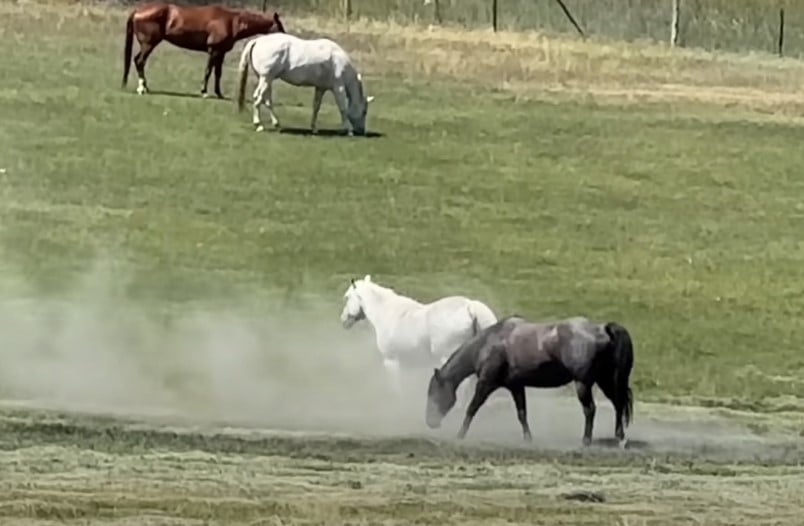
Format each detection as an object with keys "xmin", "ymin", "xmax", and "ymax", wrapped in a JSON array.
[{"xmin": 1, "ymin": 2, "xmax": 804, "ymax": 524}]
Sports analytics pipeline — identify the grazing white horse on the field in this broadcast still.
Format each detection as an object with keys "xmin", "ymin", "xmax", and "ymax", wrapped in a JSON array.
[
  {"xmin": 340, "ymin": 275, "xmax": 498, "ymax": 396},
  {"xmin": 236, "ymin": 32, "xmax": 374, "ymax": 136}
]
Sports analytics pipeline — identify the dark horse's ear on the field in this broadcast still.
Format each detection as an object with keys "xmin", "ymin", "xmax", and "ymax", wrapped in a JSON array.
[
  {"xmin": 433, "ymin": 368, "xmax": 441, "ymax": 382},
  {"xmin": 350, "ymin": 278, "xmax": 356, "ymax": 288}
]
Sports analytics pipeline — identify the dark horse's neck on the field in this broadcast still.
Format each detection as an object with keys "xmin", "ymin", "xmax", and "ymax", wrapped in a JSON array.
[{"xmin": 439, "ymin": 334, "xmax": 485, "ymax": 391}]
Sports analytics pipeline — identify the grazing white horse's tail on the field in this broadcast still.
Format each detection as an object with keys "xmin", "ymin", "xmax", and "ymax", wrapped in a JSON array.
[
  {"xmin": 467, "ymin": 300, "xmax": 498, "ymax": 335},
  {"xmin": 237, "ymin": 38, "xmax": 259, "ymax": 112}
]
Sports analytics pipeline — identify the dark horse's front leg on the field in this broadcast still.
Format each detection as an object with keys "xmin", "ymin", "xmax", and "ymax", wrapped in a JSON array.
[
  {"xmin": 457, "ymin": 380, "xmax": 496, "ymax": 439},
  {"xmin": 575, "ymin": 381, "xmax": 596, "ymax": 446},
  {"xmin": 510, "ymin": 385, "xmax": 532, "ymax": 442}
]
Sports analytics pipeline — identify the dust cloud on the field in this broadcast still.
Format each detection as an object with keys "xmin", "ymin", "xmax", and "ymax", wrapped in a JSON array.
[
  {"xmin": 0, "ymin": 257, "xmax": 793, "ymax": 459},
  {"xmin": 0, "ymin": 257, "xmax": 438, "ymax": 435}
]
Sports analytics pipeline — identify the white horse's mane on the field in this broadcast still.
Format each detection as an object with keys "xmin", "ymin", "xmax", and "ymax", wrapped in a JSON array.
[{"xmin": 352, "ymin": 275, "xmax": 422, "ymax": 308}]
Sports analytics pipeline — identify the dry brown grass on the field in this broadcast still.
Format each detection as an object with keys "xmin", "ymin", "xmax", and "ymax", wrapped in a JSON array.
[
  {"xmin": 290, "ymin": 14, "xmax": 804, "ymax": 116},
  {"xmin": 7, "ymin": 0, "xmax": 804, "ymax": 116}
]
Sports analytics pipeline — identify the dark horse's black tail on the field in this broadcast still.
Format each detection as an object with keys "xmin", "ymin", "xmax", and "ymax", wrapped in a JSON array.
[{"xmin": 604, "ymin": 322, "xmax": 634, "ymax": 427}]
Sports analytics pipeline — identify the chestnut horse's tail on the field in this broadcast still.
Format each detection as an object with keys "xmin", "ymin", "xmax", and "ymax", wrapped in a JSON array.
[
  {"xmin": 604, "ymin": 322, "xmax": 634, "ymax": 427},
  {"xmin": 122, "ymin": 11, "xmax": 135, "ymax": 88},
  {"xmin": 237, "ymin": 38, "xmax": 258, "ymax": 112}
]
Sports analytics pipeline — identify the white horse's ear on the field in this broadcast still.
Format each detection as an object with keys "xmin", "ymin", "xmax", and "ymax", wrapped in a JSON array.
[
  {"xmin": 350, "ymin": 278, "xmax": 356, "ymax": 288},
  {"xmin": 366, "ymin": 95, "xmax": 375, "ymax": 104},
  {"xmin": 364, "ymin": 274, "xmax": 371, "ymax": 282}
]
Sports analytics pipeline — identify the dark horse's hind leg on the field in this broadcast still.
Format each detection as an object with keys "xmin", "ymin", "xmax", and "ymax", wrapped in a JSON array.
[
  {"xmin": 510, "ymin": 385, "xmax": 532, "ymax": 442},
  {"xmin": 456, "ymin": 380, "xmax": 496, "ymax": 440},
  {"xmin": 575, "ymin": 381, "xmax": 596, "ymax": 446},
  {"xmin": 596, "ymin": 376, "xmax": 627, "ymax": 447}
]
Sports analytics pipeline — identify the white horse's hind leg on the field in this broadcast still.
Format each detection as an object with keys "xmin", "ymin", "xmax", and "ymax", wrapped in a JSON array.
[
  {"xmin": 252, "ymin": 77, "xmax": 268, "ymax": 132},
  {"xmin": 383, "ymin": 358, "xmax": 403, "ymax": 396},
  {"xmin": 264, "ymin": 80, "xmax": 280, "ymax": 129},
  {"xmin": 310, "ymin": 87, "xmax": 325, "ymax": 134}
]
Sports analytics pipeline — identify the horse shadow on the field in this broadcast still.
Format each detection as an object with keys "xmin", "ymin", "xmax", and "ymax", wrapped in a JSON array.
[
  {"xmin": 591, "ymin": 437, "xmax": 652, "ymax": 451},
  {"xmin": 278, "ymin": 127, "xmax": 385, "ymax": 139},
  {"xmin": 145, "ymin": 90, "xmax": 231, "ymax": 101}
]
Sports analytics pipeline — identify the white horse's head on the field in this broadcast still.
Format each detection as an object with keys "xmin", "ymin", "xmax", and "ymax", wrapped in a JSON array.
[
  {"xmin": 340, "ymin": 274, "xmax": 372, "ymax": 328},
  {"xmin": 347, "ymin": 73, "xmax": 374, "ymax": 136}
]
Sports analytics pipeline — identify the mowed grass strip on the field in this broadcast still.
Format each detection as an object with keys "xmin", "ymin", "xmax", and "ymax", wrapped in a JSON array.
[
  {"xmin": 0, "ymin": 433, "xmax": 803, "ymax": 525},
  {"xmin": 1, "ymin": 3, "xmax": 804, "ymax": 404}
]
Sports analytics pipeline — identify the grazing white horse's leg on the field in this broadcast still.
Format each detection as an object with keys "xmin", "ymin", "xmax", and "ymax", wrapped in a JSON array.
[
  {"xmin": 310, "ymin": 87, "xmax": 325, "ymax": 134},
  {"xmin": 263, "ymin": 79, "xmax": 281, "ymax": 129},
  {"xmin": 331, "ymin": 83, "xmax": 354, "ymax": 136},
  {"xmin": 383, "ymin": 358, "xmax": 403, "ymax": 396},
  {"xmin": 252, "ymin": 77, "xmax": 281, "ymax": 132},
  {"xmin": 252, "ymin": 77, "xmax": 268, "ymax": 132}
]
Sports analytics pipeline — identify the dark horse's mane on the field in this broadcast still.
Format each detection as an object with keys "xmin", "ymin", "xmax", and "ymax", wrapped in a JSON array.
[{"xmin": 439, "ymin": 314, "xmax": 526, "ymax": 371}]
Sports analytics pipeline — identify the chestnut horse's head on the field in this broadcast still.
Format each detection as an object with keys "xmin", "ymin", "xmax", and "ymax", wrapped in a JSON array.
[{"xmin": 237, "ymin": 10, "xmax": 285, "ymax": 38}]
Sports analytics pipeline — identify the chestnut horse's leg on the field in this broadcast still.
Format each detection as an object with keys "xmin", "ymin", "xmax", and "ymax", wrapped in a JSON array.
[
  {"xmin": 575, "ymin": 381, "xmax": 596, "ymax": 446},
  {"xmin": 200, "ymin": 51, "xmax": 216, "ymax": 98},
  {"xmin": 509, "ymin": 385, "xmax": 532, "ymax": 442},
  {"xmin": 133, "ymin": 42, "xmax": 158, "ymax": 95},
  {"xmin": 212, "ymin": 52, "xmax": 227, "ymax": 99}
]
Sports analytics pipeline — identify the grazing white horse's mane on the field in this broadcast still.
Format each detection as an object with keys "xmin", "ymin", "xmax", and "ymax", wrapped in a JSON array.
[{"xmin": 340, "ymin": 274, "xmax": 498, "ymax": 397}]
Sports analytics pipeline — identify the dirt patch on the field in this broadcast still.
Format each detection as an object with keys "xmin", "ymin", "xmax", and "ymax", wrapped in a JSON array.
[{"xmin": 0, "ymin": 259, "xmax": 799, "ymax": 465}]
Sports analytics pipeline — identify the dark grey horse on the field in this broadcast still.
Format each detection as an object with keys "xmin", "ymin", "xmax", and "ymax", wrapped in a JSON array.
[{"xmin": 425, "ymin": 314, "xmax": 635, "ymax": 447}]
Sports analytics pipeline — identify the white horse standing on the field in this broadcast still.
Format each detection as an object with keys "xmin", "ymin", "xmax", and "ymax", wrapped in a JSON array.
[
  {"xmin": 340, "ymin": 275, "xmax": 498, "ymax": 396},
  {"xmin": 236, "ymin": 33, "xmax": 374, "ymax": 136}
]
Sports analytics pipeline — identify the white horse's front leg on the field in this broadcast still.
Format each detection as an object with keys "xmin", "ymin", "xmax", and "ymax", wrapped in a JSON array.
[
  {"xmin": 331, "ymin": 84, "xmax": 353, "ymax": 136},
  {"xmin": 383, "ymin": 358, "xmax": 403, "ymax": 396},
  {"xmin": 310, "ymin": 87, "xmax": 325, "ymax": 134}
]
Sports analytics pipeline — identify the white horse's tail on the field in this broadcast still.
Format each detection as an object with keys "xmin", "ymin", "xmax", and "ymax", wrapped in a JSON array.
[
  {"xmin": 237, "ymin": 38, "xmax": 258, "ymax": 112},
  {"xmin": 467, "ymin": 300, "xmax": 498, "ymax": 336}
]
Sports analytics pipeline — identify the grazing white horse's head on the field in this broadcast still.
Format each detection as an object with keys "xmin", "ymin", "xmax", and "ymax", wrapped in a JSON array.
[
  {"xmin": 340, "ymin": 274, "xmax": 372, "ymax": 328},
  {"xmin": 346, "ymin": 73, "xmax": 375, "ymax": 136}
]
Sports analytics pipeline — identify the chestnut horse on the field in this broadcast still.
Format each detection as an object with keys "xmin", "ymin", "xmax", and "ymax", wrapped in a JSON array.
[{"xmin": 122, "ymin": 2, "xmax": 286, "ymax": 98}]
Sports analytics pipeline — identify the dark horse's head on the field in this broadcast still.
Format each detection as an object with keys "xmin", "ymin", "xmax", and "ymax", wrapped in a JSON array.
[{"xmin": 426, "ymin": 368, "xmax": 457, "ymax": 429}]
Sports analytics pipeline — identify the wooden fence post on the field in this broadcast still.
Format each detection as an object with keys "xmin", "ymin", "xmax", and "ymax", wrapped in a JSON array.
[
  {"xmin": 670, "ymin": 0, "xmax": 680, "ymax": 47},
  {"xmin": 553, "ymin": 0, "xmax": 585, "ymax": 38},
  {"xmin": 343, "ymin": 0, "xmax": 352, "ymax": 31},
  {"xmin": 778, "ymin": 7, "xmax": 785, "ymax": 57},
  {"xmin": 492, "ymin": 0, "xmax": 498, "ymax": 32},
  {"xmin": 433, "ymin": 0, "xmax": 442, "ymax": 25}
]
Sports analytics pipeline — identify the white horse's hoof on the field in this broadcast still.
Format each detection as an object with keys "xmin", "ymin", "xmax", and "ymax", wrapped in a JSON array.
[
  {"xmin": 255, "ymin": 125, "xmax": 265, "ymax": 132},
  {"xmin": 201, "ymin": 92, "xmax": 209, "ymax": 99},
  {"xmin": 136, "ymin": 88, "xmax": 147, "ymax": 95},
  {"xmin": 618, "ymin": 438, "xmax": 629, "ymax": 450}
]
